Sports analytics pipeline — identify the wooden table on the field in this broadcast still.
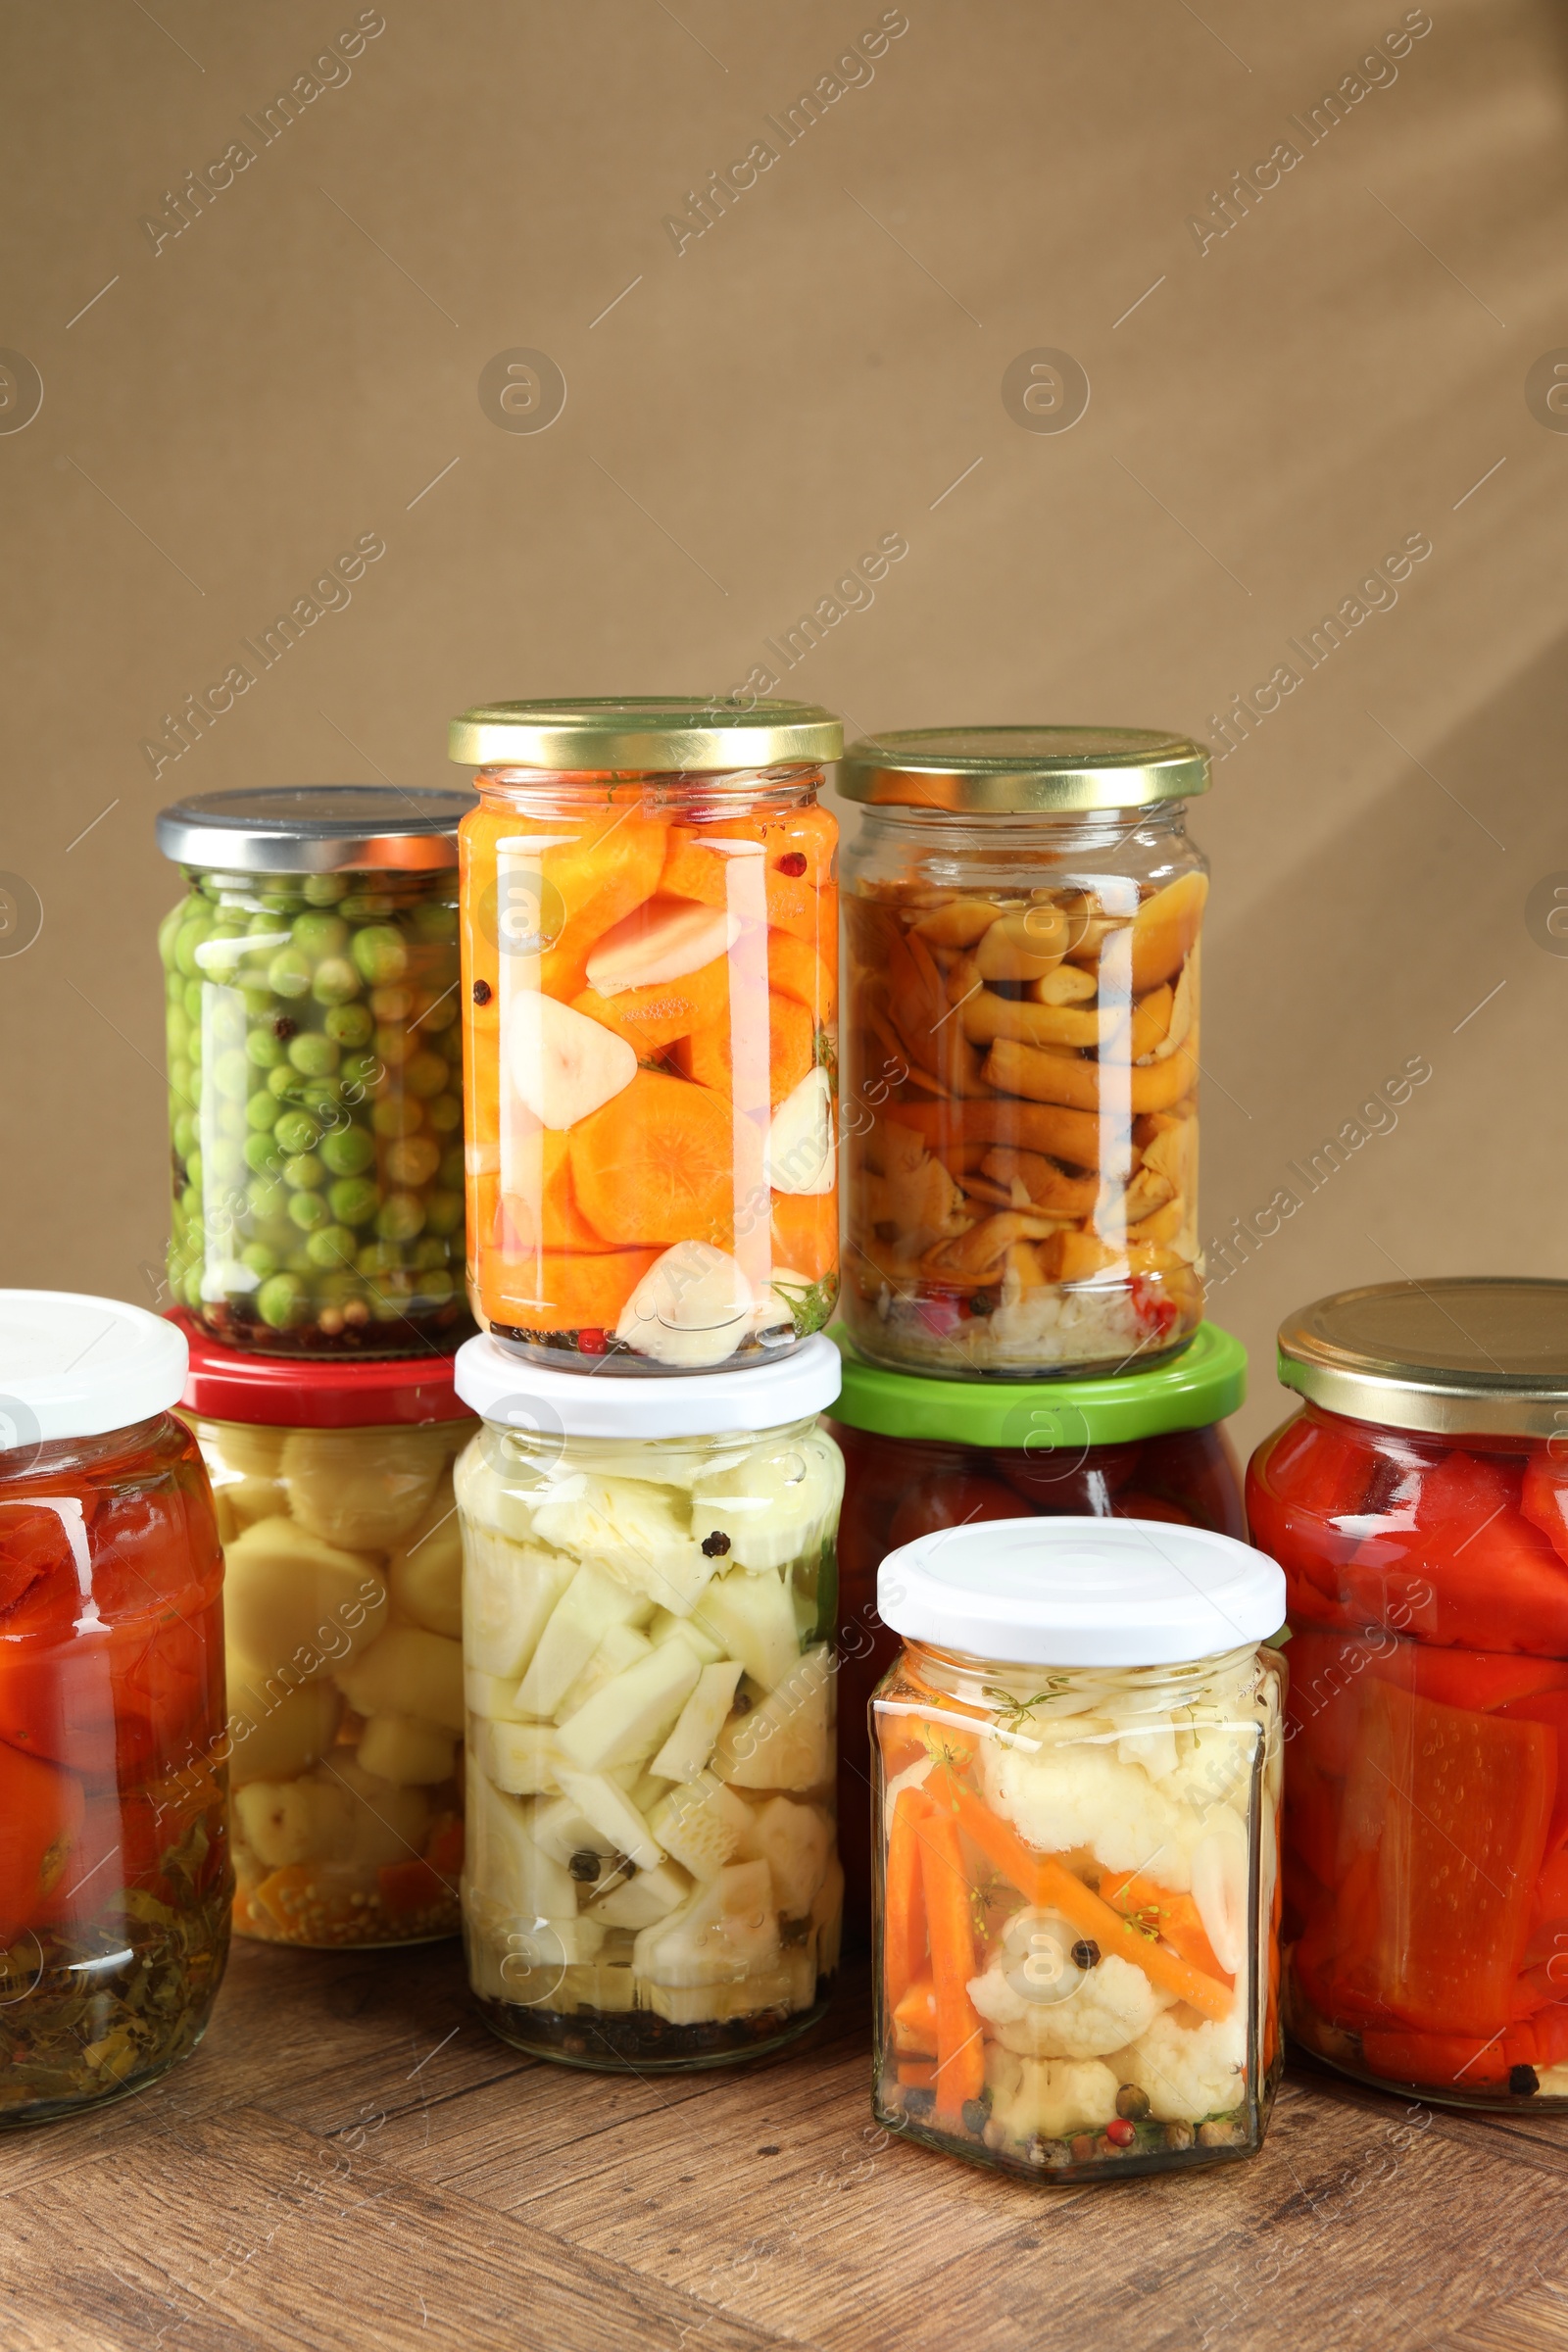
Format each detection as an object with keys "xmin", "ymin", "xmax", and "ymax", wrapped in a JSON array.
[{"xmin": 3, "ymin": 1937, "xmax": 1566, "ymax": 2351}]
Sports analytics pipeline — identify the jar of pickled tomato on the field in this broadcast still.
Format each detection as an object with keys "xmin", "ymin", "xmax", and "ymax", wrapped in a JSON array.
[
  {"xmin": 830, "ymin": 1321, "xmax": 1246, "ymax": 1943},
  {"xmin": 871, "ymin": 1517, "xmax": 1285, "ymax": 2180},
  {"xmin": 838, "ymin": 728, "xmax": 1210, "ymax": 1377},
  {"xmin": 452, "ymin": 1332, "xmax": 844, "ymax": 2068},
  {"xmin": 449, "ymin": 699, "xmax": 842, "ymax": 1374},
  {"xmin": 174, "ymin": 1319, "xmax": 473, "ymax": 1947},
  {"xmin": 1248, "ymin": 1278, "xmax": 1568, "ymax": 2110},
  {"xmin": 0, "ymin": 1293, "xmax": 229, "ymax": 2127},
  {"xmin": 156, "ymin": 785, "xmax": 475, "ymax": 1356}
]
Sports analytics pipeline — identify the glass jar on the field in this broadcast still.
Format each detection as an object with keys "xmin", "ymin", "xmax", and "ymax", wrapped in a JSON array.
[
  {"xmin": 175, "ymin": 1319, "xmax": 473, "ymax": 1947},
  {"xmin": 0, "ymin": 1293, "xmax": 229, "ymax": 2126},
  {"xmin": 449, "ymin": 699, "xmax": 842, "ymax": 1374},
  {"xmin": 830, "ymin": 1321, "xmax": 1246, "ymax": 1946},
  {"xmin": 838, "ymin": 728, "xmax": 1211, "ymax": 1378},
  {"xmin": 452, "ymin": 1332, "xmax": 844, "ymax": 2068},
  {"xmin": 870, "ymin": 1517, "xmax": 1285, "ymax": 2180},
  {"xmin": 1248, "ymin": 1278, "xmax": 1568, "ymax": 2110},
  {"xmin": 155, "ymin": 785, "xmax": 475, "ymax": 1356}
]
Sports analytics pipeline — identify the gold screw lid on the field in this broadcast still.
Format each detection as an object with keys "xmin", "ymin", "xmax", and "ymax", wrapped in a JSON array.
[
  {"xmin": 838, "ymin": 725, "xmax": 1211, "ymax": 812},
  {"xmin": 448, "ymin": 696, "xmax": 842, "ymax": 773},
  {"xmin": 1277, "ymin": 1278, "xmax": 1568, "ymax": 1439}
]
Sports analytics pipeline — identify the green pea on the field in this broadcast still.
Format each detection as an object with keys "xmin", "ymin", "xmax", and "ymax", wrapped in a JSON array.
[
  {"xmin": 186, "ymin": 1068, "xmax": 204, "ymax": 1106},
  {"xmin": 412, "ymin": 901, "xmax": 459, "ymax": 946},
  {"xmin": 241, "ymin": 1089, "xmax": 274, "ymax": 1134},
  {"xmin": 339, "ymin": 1051, "xmax": 383, "ymax": 1097},
  {"xmin": 174, "ymin": 920, "xmax": 213, "ymax": 979},
  {"xmin": 411, "ymin": 1270, "xmax": 455, "ymax": 1307},
  {"xmin": 287, "ymin": 1031, "xmax": 340, "ymax": 1078},
  {"xmin": 423, "ymin": 1190, "xmax": 465, "ymax": 1238},
  {"xmin": 242, "ymin": 1134, "xmax": 281, "ymax": 1178},
  {"xmin": 158, "ymin": 900, "xmax": 189, "ymax": 969},
  {"xmin": 172, "ymin": 1109, "xmax": 198, "ymax": 1159},
  {"xmin": 438, "ymin": 1145, "xmax": 466, "ymax": 1192},
  {"xmin": 299, "ymin": 1080, "xmax": 343, "ymax": 1121},
  {"xmin": 273, "ymin": 1110, "xmax": 319, "ymax": 1156},
  {"xmin": 186, "ymin": 1150, "xmax": 205, "ymax": 1190},
  {"xmin": 372, "ymin": 1022, "xmax": 411, "ymax": 1070},
  {"xmin": 386, "ymin": 1135, "xmax": 440, "ymax": 1190},
  {"xmin": 410, "ymin": 1237, "xmax": 451, "ymax": 1270},
  {"xmin": 267, "ymin": 1065, "xmax": 304, "ymax": 1104},
  {"xmin": 426, "ymin": 1094, "xmax": 463, "ymax": 1138},
  {"xmin": 352, "ymin": 924, "xmax": 409, "ymax": 986},
  {"xmin": 302, "ymin": 873, "xmax": 348, "ymax": 906},
  {"xmin": 341, "ymin": 892, "xmax": 394, "ymax": 923},
  {"xmin": 375, "ymin": 1192, "xmax": 425, "ymax": 1244},
  {"xmin": 240, "ymin": 1242, "xmax": 279, "ymax": 1278},
  {"xmin": 357, "ymin": 1240, "xmax": 404, "ymax": 1276},
  {"xmin": 371, "ymin": 1096, "xmax": 421, "ymax": 1140},
  {"xmin": 267, "ymin": 947, "xmax": 314, "ymax": 1000},
  {"xmin": 182, "ymin": 1265, "xmax": 206, "ymax": 1310},
  {"xmin": 292, "ymin": 911, "xmax": 349, "ymax": 958},
  {"xmin": 325, "ymin": 1002, "xmax": 373, "ymax": 1049},
  {"xmin": 257, "ymin": 1272, "xmax": 311, "ymax": 1329},
  {"xmin": 311, "ymin": 956, "xmax": 361, "ymax": 1007},
  {"xmin": 403, "ymin": 1050, "xmax": 448, "ymax": 1101},
  {"xmin": 369, "ymin": 1282, "xmax": 412, "ymax": 1324},
  {"xmin": 166, "ymin": 1005, "xmax": 190, "ymax": 1057},
  {"xmin": 240, "ymin": 987, "xmax": 274, "ymax": 1019},
  {"xmin": 180, "ymin": 1184, "xmax": 201, "ymax": 1219},
  {"xmin": 212, "ymin": 1048, "xmax": 250, "ymax": 1102},
  {"xmin": 182, "ymin": 979, "xmax": 205, "ymax": 1024},
  {"xmin": 320, "ymin": 1124, "xmax": 375, "ymax": 1177},
  {"xmin": 305, "ymin": 1224, "xmax": 358, "ymax": 1269},
  {"xmin": 241, "ymin": 1029, "xmax": 277, "ymax": 1073},
  {"xmin": 248, "ymin": 1174, "xmax": 286, "ymax": 1219},
  {"xmin": 282, "ymin": 1152, "xmax": 325, "ymax": 1191},
  {"xmin": 207, "ymin": 1139, "xmax": 245, "ymax": 1187},
  {"xmin": 328, "ymin": 1175, "xmax": 380, "ymax": 1228},
  {"xmin": 287, "ymin": 1189, "xmax": 329, "ymax": 1233}
]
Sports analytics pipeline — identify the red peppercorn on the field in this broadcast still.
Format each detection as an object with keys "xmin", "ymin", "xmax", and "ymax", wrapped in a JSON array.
[
  {"xmin": 1105, "ymin": 2118, "xmax": 1137, "ymax": 2147},
  {"xmin": 777, "ymin": 851, "xmax": 808, "ymax": 877},
  {"xmin": 472, "ymin": 979, "xmax": 493, "ymax": 1005},
  {"xmin": 577, "ymin": 1327, "xmax": 607, "ymax": 1355}
]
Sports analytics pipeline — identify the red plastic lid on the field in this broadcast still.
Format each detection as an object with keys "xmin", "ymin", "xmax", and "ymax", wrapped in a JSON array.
[{"xmin": 171, "ymin": 1313, "xmax": 472, "ymax": 1430}]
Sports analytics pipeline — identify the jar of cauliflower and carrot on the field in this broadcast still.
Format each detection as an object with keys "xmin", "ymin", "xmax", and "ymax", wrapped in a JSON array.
[
  {"xmin": 449, "ymin": 699, "xmax": 842, "ymax": 1375},
  {"xmin": 839, "ymin": 728, "xmax": 1210, "ymax": 1378},
  {"xmin": 871, "ymin": 1516, "xmax": 1284, "ymax": 2180}
]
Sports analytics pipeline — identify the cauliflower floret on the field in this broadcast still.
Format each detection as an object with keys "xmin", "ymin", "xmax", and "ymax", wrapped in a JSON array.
[
  {"xmin": 984, "ymin": 2046, "xmax": 1121, "ymax": 2144},
  {"xmin": 1117, "ymin": 2009, "xmax": 1247, "ymax": 2123},
  {"xmin": 969, "ymin": 1941, "xmax": 1171, "ymax": 2060},
  {"xmin": 982, "ymin": 1736, "xmax": 1200, "ymax": 1889},
  {"xmin": 1150, "ymin": 1723, "xmax": 1258, "ymax": 1817}
]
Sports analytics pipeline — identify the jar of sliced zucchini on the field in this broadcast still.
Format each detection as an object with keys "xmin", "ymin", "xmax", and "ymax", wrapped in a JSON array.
[{"xmin": 452, "ymin": 1334, "xmax": 844, "ymax": 2068}]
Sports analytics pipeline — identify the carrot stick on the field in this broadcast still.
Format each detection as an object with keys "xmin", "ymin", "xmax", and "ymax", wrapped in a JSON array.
[
  {"xmin": 883, "ymin": 1788, "xmax": 931, "ymax": 2015},
  {"xmin": 892, "ymin": 1972, "xmax": 939, "ymax": 2057},
  {"xmin": 918, "ymin": 1805, "xmax": 987, "ymax": 2120},
  {"xmin": 947, "ymin": 1785, "xmax": 1234, "ymax": 2024},
  {"xmin": 1099, "ymin": 1868, "xmax": 1232, "ymax": 1988}
]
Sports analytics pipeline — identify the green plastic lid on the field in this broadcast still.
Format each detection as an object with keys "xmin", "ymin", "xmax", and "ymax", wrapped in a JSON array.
[{"xmin": 827, "ymin": 1322, "xmax": 1246, "ymax": 1448}]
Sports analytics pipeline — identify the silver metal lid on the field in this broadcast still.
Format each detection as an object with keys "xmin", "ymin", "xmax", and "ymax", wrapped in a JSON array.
[
  {"xmin": 839, "ymin": 726, "xmax": 1211, "ymax": 812},
  {"xmin": 1277, "ymin": 1279, "xmax": 1568, "ymax": 1438},
  {"xmin": 156, "ymin": 786, "xmax": 473, "ymax": 875}
]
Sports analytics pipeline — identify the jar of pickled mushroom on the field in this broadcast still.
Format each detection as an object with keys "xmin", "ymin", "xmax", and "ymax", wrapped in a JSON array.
[
  {"xmin": 0, "ymin": 1293, "xmax": 229, "ymax": 2127},
  {"xmin": 452, "ymin": 1331, "xmax": 844, "ymax": 2068},
  {"xmin": 831, "ymin": 1320, "xmax": 1247, "ymax": 1943},
  {"xmin": 1249, "ymin": 1278, "xmax": 1568, "ymax": 2111},
  {"xmin": 838, "ymin": 727, "xmax": 1210, "ymax": 1377},
  {"xmin": 175, "ymin": 1318, "xmax": 472, "ymax": 1947},
  {"xmin": 871, "ymin": 1517, "xmax": 1284, "ymax": 2180},
  {"xmin": 156, "ymin": 785, "xmax": 475, "ymax": 1356},
  {"xmin": 448, "ymin": 698, "xmax": 842, "ymax": 1374}
]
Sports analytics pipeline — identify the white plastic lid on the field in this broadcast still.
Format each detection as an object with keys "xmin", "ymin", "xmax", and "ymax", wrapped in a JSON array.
[
  {"xmin": 453, "ymin": 1330, "xmax": 842, "ymax": 1441},
  {"xmin": 878, "ymin": 1515, "xmax": 1286, "ymax": 1667},
  {"xmin": 0, "ymin": 1292, "xmax": 189, "ymax": 1451}
]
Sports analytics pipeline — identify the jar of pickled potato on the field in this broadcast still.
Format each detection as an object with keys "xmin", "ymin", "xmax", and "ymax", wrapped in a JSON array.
[
  {"xmin": 156, "ymin": 785, "xmax": 475, "ymax": 1356},
  {"xmin": 452, "ymin": 1332, "xmax": 844, "ymax": 2068},
  {"xmin": 176, "ymin": 1320, "xmax": 473, "ymax": 1947},
  {"xmin": 871, "ymin": 1517, "xmax": 1285, "ymax": 2180},
  {"xmin": 0, "ymin": 1293, "xmax": 229, "ymax": 2127},
  {"xmin": 838, "ymin": 728, "xmax": 1211, "ymax": 1377},
  {"xmin": 831, "ymin": 1320, "xmax": 1247, "ymax": 1945},
  {"xmin": 1249, "ymin": 1278, "xmax": 1568, "ymax": 2111},
  {"xmin": 449, "ymin": 699, "xmax": 842, "ymax": 1374}
]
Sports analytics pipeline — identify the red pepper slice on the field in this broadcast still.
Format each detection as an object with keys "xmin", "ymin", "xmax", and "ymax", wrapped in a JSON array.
[
  {"xmin": 1345, "ymin": 1449, "xmax": 1568, "ymax": 1656},
  {"xmin": 0, "ymin": 1740, "xmax": 85, "ymax": 1944},
  {"xmin": 1358, "ymin": 2026, "xmax": 1511, "ymax": 2091},
  {"xmin": 1496, "ymin": 1690, "xmax": 1568, "ymax": 1856},
  {"xmin": 1521, "ymin": 1453, "xmax": 1568, "ymax": 1570},
  {"xmin": 1246, "ymin": 1410, "xmax": 1379, "ymax": 1580}
]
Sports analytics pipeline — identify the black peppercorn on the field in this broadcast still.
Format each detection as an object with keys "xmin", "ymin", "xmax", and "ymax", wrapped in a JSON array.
[
  {"xmin": 960, "ymin": 2098, "xmax": 990, "ymax": 2136},
  {"xmin": 1115, "ymin": 2082, "xmax": 1151, "ymax": 2121},
  {"xmin": 472, "ymin": 978, "xmax": 493, "ymax": 1005},
  {"xmin": 902, "ymin": 2087, "xmax": 935, "ymax": 2120},
  {"xmin": 701, "ymin": 1530, "xmax": 732, "ymax": 1557},
  {"xmin": 1070, "ymin": 1938, "xmax": 1101, "ymax": 1971},
  {"xmin": 1509, "ymin": 2062, "xmax": 1541, "ymax": 2096},
  {"xmin": 567, "ymin": 1849, "xmax": 601, "ymax": 1884}
]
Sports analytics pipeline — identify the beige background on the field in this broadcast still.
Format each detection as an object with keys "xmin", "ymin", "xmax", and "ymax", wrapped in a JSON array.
[{"xmin": 3, "ymin": 0, "xmax": 1566, "ymax": 1455}]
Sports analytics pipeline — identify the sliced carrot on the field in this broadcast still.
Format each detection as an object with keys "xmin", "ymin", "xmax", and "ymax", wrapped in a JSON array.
[
  {"xmin": 569, "ymin": 1070, "xmax": 733, "ymax": 1248},
  {"xmin": 945, "ymin": 1785, "xmax": 1233, "ymax": 2023},
  {"xmin": 770, "ymin": 1190, "xmax": 838, "ymax": 1285},
  {"xmin": 675, "ymin": 991, "xmax": 814, "ymax": 1107},
  {"xmin": 462, "ymin": 805, "xmax": 668, "ymax": 1002},
  {"xmin": 571, "ymin": 956, "xmax": 730, "ymax": 1055},
  {"xmin": 377, "ymin": 1858, "xmax": 456, "ymax": 1919},
  {"xmin": 919, "ymin": 1804, "xmax": 987, "ymax": 2121},
  {"xmin": 883, "ymin": 1786, "xmax": 931, "ymax": 2014},
  {"xmin": 897, "ymin": 2059, "xmax": 938, "ymax": 2089},
  {"xmin": 767, "ymin": 928, "xmax": 837, "ymax": 1022},
  {"xmin": 1099, "ymin": 1868, "xmax": 1232, "ymax": 1986},
  {"xmin": 893, "ymin": 1971, "xmax": 939, "ymax": 2056},
  {"xmin": 495, "ymin": 1132, "xmax": 617, "ymax": 1254},
  {"xmin": 423, "ymin": 1815, "xmax": 465, "ymax": 1877},
  {"xmin": 480, "ymin": 1246, "xmax": 660, "ymax": 1333}
]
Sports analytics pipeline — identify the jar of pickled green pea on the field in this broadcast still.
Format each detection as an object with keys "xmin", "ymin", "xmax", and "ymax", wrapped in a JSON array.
[{"xmin": 156, "ymin": 787, "xmax": 476, "ymax": 1357}]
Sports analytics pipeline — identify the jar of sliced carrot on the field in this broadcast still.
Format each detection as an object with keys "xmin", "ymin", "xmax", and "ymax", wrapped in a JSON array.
[
  {"xmin": 839, "ymin": 728, "xmax": 1210, "ymax": 1378},
  {"xmin": 450, "ymin": 699, "xmax": 843, "ymax": 1375},
  {"xmin": 872, "ymin": 1516, "xmax": 1284, "ymax": 2180}
]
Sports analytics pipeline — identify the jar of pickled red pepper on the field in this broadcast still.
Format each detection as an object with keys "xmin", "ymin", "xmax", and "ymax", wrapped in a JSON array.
[
  {"xmin": 838, "ymin": 728, "xmax": 1210, "ymax": 1378},
  {"xmin": 871, "ymin": 1517, "xmax": 1284, "ymax": 2180},
  {"xmin": 156, "ymin": 785, "xmax": 475, "ymax": 1356},
  {"xmin": 452, "ymin": 1332, "xmax": 844, "ymax": 2067},
  {"xmin": 449, "ymin": 699, "xmax": 842, "ymax": 1374},
  {"xmin": 1249, "ymin": 1278, "xmax": 1568, "ymax": 2111},
  {"xmin": 174, "ymin": 1318, "xmax": 472, "ymax": 1948},
  {"xmin": 830, "ymin": 1320, "xmax": 1247, "ymax": 1943},
  {"xmin": 0, "ymin": 1293, "xmax": 229, "ymax": 2127}
]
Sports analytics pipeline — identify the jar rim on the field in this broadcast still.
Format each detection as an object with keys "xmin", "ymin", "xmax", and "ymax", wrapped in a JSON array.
[
  {"xmin": 839, "ymin": 725, "xmax": 1210, "ymax": 811},
  {"xmin": 1278, "ymin": 1278, "xmax": 1568, "ymax": 1437},
  {"xmin": 448, "ymin": 697, "xmax": 842, "ymax": 772},
  {"xmin": 454, "ymin": 1329, "xmax": 841, "ymax": 1437},
  {"xmin": 829, "ymin": 1322, "xmax": 1244, "ymax": 1445},
  {"xmin": 157, "ymin": 786, "xmax": 472, "ymax": 874}
]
